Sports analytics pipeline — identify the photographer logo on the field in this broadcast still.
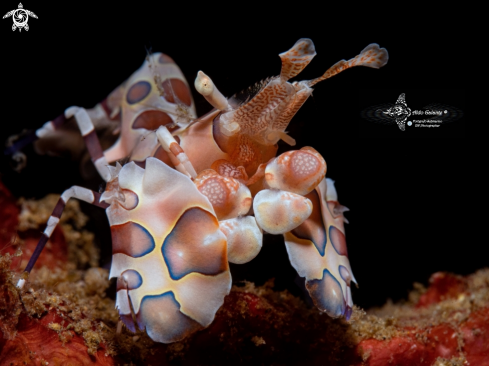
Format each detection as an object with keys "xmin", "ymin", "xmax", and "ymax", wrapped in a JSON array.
[{"xmin": 3, "ymin": 3, "xmax": 37, "ymax": 32}]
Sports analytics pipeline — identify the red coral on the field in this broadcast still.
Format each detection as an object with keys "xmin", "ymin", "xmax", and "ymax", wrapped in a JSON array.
[
  {"xmin": 357, "ymin": 324, "xmax": 459, "ymax": 366},
  {"xmin": 0, "ymin": 180, "xmax": 19, "ymax": 250},
  {"xmin": 355, "ymin": 308, "xmax": 489, "ymax": 366},
  {"xmin": 0, "ymin": 311, "xmax": 115, "ymax": 366},
  {"xmin": 417, "ymin": 272, "xmax": 468, "ymax": 308},
  {"xmin": 353, "ymin": 270, "xmax": 489, "ymax": 365},
  {"xmin": 461, "ymin": 307, "xmax": 489, "ymax": 366}
]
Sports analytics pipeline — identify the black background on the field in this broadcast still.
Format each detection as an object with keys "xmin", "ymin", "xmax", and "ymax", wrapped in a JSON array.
[{"xmin": 1, "ymin": 3, "xmax": 471, "ymax": 310}]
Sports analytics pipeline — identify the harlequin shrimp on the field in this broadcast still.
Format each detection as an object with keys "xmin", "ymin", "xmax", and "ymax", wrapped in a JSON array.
[{"xmin": 13, "ymin": 38, "xmax": 388, "ymax": 342}]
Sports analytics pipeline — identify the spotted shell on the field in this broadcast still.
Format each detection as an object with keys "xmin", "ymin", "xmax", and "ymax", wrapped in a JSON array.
[
  {"xmin": 106, "ymin": 157, "xmax": 231, "ymax": 343},
  {"xmin": 104, "ymin": 53, "xmax": 197, "ymax": 164}
]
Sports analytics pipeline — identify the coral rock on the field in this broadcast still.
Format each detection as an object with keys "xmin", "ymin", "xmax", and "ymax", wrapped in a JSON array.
[
  {"xmin": 0, "ymin": 311, "xmax": 115, "ymax": 366},
  {"xmin": 416, "ymin": 272, "xmax": 468, "ymax": 308}
]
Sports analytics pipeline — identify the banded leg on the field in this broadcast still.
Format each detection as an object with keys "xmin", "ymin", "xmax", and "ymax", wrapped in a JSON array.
[
  {"xmin": 155, "ymin": 125, "xmax": 197, "ymax": 179},
  {"xmin": 65, "ymin": 106, "xmax": 112, "ymax": 181},
  {"xmin": 4, "ymin": 90, "xmax": 122, "ymax": 162},
  {"xmin": 16, "ymin": 186, "xmax": 109, "ymax": 289},
  {"xmin": 4, "ymin": 113, "xmax": 76, "ymax": 158}
]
